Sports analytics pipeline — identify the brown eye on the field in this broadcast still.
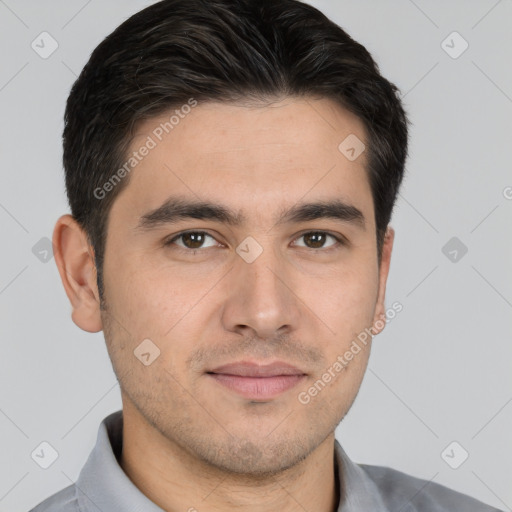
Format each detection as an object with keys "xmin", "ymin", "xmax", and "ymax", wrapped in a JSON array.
[
  {"xmin": 295, "ymin": 231, "xmax": 340, "ymax": 250},
  {"xmin": 165, "ymin": 231, "xmax": 217, "ymax": 250},
  {"xmin": 180, "ymin": 232, "xmax": 207, "ymax": 249}
]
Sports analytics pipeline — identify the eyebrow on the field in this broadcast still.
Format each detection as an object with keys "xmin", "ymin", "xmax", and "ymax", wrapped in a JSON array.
[{"xmin": 134, "ymin": 195, "xmax": 366, "ymax": 232}]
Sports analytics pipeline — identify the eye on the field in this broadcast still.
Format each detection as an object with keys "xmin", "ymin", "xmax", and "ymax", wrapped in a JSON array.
[
  {"xmin": 165, "ymin": 231, "xmax": 219, "ymax": 251},
  {"xmin": 293, "ymin": 231, "xmax": 343, "ymax": 251}
]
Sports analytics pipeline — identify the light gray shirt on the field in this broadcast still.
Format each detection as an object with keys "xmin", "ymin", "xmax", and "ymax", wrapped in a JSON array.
[{"xmin": 29, "ymin": 410, "xmax": 502, "ymax": 511}]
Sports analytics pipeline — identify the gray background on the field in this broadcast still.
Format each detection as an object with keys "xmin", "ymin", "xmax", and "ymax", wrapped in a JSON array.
[{"xmin": 1, "ymin": 1, "xmax": 511, "ymax": 511}]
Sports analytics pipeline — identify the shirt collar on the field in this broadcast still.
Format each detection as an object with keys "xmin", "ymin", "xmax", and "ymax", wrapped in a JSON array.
[
  {"xmin": 334, "ymin": 435, "xmax": 391, "ymax": 511},
  {"xmin": 76, "ymin": 410, "xmax": 164, "ymax": 512},
  {"xmin": 76, "ymin": 409, "xmax": 389, "ymax": 512}
]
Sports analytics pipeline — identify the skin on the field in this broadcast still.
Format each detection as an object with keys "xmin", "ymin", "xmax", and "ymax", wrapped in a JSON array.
[{"xmin": 53, "ymin": 96, "xmax": 394, "ymax": 512}]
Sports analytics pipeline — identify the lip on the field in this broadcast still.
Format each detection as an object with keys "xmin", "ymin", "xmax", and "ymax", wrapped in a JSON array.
[
  {"xmin": 208, "ymin": 361, "xmax": 306, "ymax": 377},
  {"xmin": 207, "ymin": 361, "xmax": 307, "ymax": 400}
]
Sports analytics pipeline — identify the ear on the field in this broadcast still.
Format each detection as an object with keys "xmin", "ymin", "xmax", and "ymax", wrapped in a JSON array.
[
  {"xmin": 371, "ymin": 226, "xmax": 395, "ymax": 336},
  {"xmin": 52, "ymin": 214, "xmax": 103, "ymax": 333}
]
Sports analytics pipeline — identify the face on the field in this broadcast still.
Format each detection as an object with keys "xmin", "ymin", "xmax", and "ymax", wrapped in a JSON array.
[{"xmin": 57, "ymin": 96, "xmax": 394, "ymax": 476}]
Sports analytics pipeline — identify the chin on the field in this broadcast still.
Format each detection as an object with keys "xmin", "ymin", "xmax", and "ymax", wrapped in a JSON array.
[{"xmin": 191, "ymin": 433, "xmax": 315, "ymax": 477}]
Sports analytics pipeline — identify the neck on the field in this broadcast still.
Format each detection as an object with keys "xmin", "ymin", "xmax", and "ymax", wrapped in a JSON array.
[{"xmin": 119, "ymin": 408, "xmax": 340, "ymax": 512}]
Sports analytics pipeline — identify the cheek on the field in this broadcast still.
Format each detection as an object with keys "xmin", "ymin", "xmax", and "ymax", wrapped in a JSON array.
[
  {"xmin": 102, "ymin": 270, "xmax": 193, "ymax": 382},
  {"xmin": 310, "ymin": 266, "xmax": 379, "ymax": 382},
  {"xmin": 323, "ymin": 264, "xmax": 379, "ymax": 324},
  {"xmin": 105, "ymin": 247, "xmax": 188, "ymax": 324},
  {"xmin": 122, "ymin": 274, "xmax": 193, "ymax": 339}
]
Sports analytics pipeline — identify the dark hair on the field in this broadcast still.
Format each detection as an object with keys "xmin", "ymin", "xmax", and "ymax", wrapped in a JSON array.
[{"xmin": 63, "ymin": 0, "xmax": 409, "ymax": 303}]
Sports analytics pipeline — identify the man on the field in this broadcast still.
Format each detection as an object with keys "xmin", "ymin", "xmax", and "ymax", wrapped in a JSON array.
[{"xmin": 30, "ymin": 0, "xmax": 502, "ymax": 510}]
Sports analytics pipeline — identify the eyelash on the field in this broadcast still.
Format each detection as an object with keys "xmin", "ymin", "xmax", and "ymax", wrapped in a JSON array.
[{"xmin": 163, "ymin": 230, "xmax": 346, "ymax": 254}]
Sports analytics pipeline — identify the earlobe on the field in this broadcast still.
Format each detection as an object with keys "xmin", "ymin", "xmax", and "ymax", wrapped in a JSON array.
[
  {"xmin": 371, "ymin": 226, "xmax": 395, "ymax": 336},
  {"xmin": 52, "ymin": 214, "xmax": 103, "ymax": 333}
]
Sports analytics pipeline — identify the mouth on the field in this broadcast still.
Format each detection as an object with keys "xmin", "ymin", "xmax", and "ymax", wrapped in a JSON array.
[{"xmin": 206, "ymin": 361, "xmax": 307, "ymax": 400}]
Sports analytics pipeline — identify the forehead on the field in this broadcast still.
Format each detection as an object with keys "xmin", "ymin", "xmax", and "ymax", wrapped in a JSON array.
[{"xmin": 111, "ymin": 97, "xmax": 372, "ymax": 227}]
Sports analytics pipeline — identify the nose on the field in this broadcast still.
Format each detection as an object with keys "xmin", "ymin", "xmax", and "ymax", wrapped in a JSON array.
[{"xmin": 221, "ymin": 240, "xmax": 301, "ymax": 340}]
